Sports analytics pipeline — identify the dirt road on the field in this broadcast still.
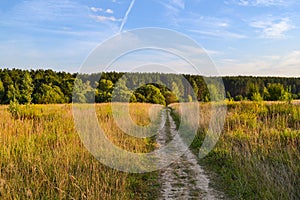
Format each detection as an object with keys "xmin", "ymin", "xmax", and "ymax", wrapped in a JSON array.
[{"xmin": 156, "ymin": 109, "xmax": 224, "ymax": 200}]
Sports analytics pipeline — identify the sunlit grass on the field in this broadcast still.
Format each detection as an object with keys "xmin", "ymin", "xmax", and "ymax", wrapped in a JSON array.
[
  {"xmin": 95, "ymin": 103, "xmax": 163, "ymax": 153},
  {"xmin": 171, "ymin": 101, "xmax": 300, "ymax": 199},
  {"xmin": 0, "ymin": 103, "xmax": 161, "ymax": 199}
]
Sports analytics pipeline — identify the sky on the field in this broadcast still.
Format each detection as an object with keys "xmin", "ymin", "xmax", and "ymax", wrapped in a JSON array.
[{"xmin": 0, "ymin": 0, "xmax": 300, "ymax": 76}]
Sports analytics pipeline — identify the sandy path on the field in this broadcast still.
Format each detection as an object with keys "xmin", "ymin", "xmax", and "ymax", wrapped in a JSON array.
[{"xmin": 156, "ymin": 109, "xmax": 224, "ymax": 200}]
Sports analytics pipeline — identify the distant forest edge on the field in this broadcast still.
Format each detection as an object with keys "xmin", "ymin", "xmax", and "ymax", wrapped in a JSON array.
[{"xmin": 0, "ymin": 68, "xmax": 300, "ymax": 105}]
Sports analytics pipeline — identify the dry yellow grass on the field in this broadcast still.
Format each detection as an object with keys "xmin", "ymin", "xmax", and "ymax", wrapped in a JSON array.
[
  {"xmin": 171, "ymin": 101, "xmax": 300, "ymax": 199},
  {"xmin": 0, "ymin": 103, "xmax": 161, "ymax": 199}
]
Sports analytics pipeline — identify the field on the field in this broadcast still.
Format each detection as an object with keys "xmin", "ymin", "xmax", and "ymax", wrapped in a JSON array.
[
  {"xmin": 171, "ymin": 101, "xmax": 300, "ymax": 199},
  {"xmin": 0, "ymin": 102, "xmax": 299, "ymax": 199},
  {"xmin": 0, "ymin": 103, "xmax": 160, "ymax": 199}
]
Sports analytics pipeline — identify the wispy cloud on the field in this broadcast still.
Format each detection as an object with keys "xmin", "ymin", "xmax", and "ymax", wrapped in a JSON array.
[
  {"xmin": 0, "ymin": 0, "xmax": 120, "ymax": 71},
  {"xmin": 7, "ymin": 0, "xmax": 90, "ymax": 23},
  {"xmin": 157, "ymin": 1, "xmax": 246, "ymax": 39},
  {"xmin": 250, "ymin": 17, "xmax": 294, "ymax": 38},
  {"xmin": 180, "ymin": 15, "xmax": 231, "ymax": 28},
  {"xmin": 119, "ymin": 0, "xmax": 136, "ymax": 32},
  {"xmin": 228, "ymin": 0, "xmax": 291, "ymax": 6},
  {"xmin": 0, "ymin": 0, "xmax": 122, "ymax": 32},
  {"xmin": 169, "ymin": 12, "xmax": 246, "ymax": 39},
  {"xmin": 190, "ymin": 29, "xmax": 247, "ymax": 39},
  {"xmin": 217, "ymin": 50, "xmax": 300, "ymax": 77},
  {"xmin": 169, "ymin": 0, "xmax": 185, "ymax": 9},
  {"xmin": 157, "ymin": 0, "xmax": 185, "ymax": 19},
  {"xmin": 91, "ymin": 7, "xmax": 114, "ymax": 14},
  {"xmin": 91, "ymin": 15, "xmax": 121, "ymax": 22}
]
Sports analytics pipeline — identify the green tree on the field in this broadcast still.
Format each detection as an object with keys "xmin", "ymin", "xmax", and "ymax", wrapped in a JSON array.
[
  {"xmin": 112, "ymin": 78, "xmax": 132, "ymax": 102},
  {"xmin": 171, "ymin": 82, "xmax": 181, "ymax": 101},
  {"xmin": 7, "ymin": 84, "xmax": 20, "ymax": 102},
  {"xmin": 83, "ymin": 81, "xmax": 95, "ymax": 103},
  {"xmin": 165, "ymin": 91, "xmax": 178, "ymax": 105},
  {"xmin": 134, "ymin": 92, "xmax": 147, "ymax": 103},
  {"xmin": 60, "ymin": 78, "xmax": 75, "ymax": 103},
  {"xmin": 96, "ymin": 79, "xmax": 114, "ymax": 103},
  {"xmin": 247, "ymin": 83, "xmax": 261, "ymax": 101},
  {"xmin": 1, "ymin": 72, "xmax": 14, "ymax": 104},
  {"xmin": 135, "ymin": 85, "xmax": 166, "ymax": 105},
  {"xmin": 72, "ymin": 79, "xmax": 87, "ymax": 103},
  {"xmin": 280, "ymin": 86, "xmax": 293, "ymax": 103},
  {"xmin": 34, "ymin": 84, "xmax": 65, "ymax": 104},
  {"xmin": 192, "ymin": 80, "xmax": 199, "ymax": 101},
  {"xmin": 0, "ymin": 79, "xmax": 4, "ymax": 103},
  {"xmin": 252, "ymin": 92, "xmax": 263, "ymax": 102},
  {"xmin": 19, "ymin": 72, "xmax": 33, "ymax": 104},
  {"xmin": 266, "ymin": 83, "xmax": 285, "ymax": 101},
  {"xmin": 263, "ymin": 87, "xmax": 270, "ymax": 100},
  {"xmin": 73, "ymin": 79, "xmax": 96, "ymax": 103},
  {"xmin": 207, "ymin": 84, "xmax": 223, "ymax": 101},
  {"xmin": 129, "ymin": 93, "xmax": 137, "ymax": 103}
]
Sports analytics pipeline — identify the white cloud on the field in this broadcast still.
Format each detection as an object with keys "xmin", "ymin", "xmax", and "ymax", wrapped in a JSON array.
[
  {"xmin": 217, "ymin": 51, "xmax": 300, "ymax": 77},
  {"xmin": 277, "ymin": 51, "xmax": 300, "ymax": 69},
  {"xmin": 250, "ymin": 18, "xmax": 294, "ymax": 38},
  {"xmin": 91, "ymin": 7, "xmax": 114, "ymax": 14},
  {"xmin": 236, "ymin": 0, "xmax": 250, "ymax": 6},
  {"xmin": 106, "ymin": 9, "xmax": 114, "ymax": 14},
  {"xmin": 90, "ymin": 7, "xmax": 103, "ymax": 12},
  {"xmin": 230, "ymin": 0, "xmax": 289, "ymax": 6},
  {"xmin": 218, "ymin": 22, "xmax": 229, "ymax": 27},
  {"xmin": 91, "ymin": 15, "xmax": 122, "ymax": 22}
]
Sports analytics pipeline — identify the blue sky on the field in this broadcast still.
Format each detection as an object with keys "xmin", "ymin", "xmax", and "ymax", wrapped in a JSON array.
[{"xmin": 0, "ymin": 0, "xmax": 300, "ymax": 76}]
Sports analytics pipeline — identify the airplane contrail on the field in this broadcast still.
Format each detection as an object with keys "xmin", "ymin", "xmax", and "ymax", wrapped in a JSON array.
[{"xmin": 119, "ymin": 0, "xmax": 136, "ymax": 33}]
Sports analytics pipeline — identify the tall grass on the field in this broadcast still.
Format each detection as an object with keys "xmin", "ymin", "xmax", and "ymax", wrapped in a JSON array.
[
  {"xmin": 171, "ymin": 101, "xmax": 300, "ymax": 199},
  {"xmin": 0, "ymin": 103, "xmax": 161, "ymax": 199},
  {"xmin": 95, "ymin": 103, "xmax": 162, "ymax": 153}
]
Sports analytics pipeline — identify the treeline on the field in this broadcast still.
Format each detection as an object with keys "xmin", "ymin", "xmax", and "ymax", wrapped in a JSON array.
[
  {"xmin": 0, "ymin": 69, "xmax": 75, "ymax": 104},
  {"xmin": 222, "ymin": 76, "xmax": 300, "ymax": 101},
  {"xmin": 0, "ymin": 68, "xmax": 300, "ymax": 105}
]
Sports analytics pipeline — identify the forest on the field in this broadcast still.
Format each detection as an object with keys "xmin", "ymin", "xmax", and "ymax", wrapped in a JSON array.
[{"xmin": 0, "ymin": 68, "xmax": 300, "ymax": 105}]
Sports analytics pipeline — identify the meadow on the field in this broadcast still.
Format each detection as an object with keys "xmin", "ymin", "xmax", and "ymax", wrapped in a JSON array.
[
  {"xmin": 171, "ymin": 101, "xmax": 300, "ymax": 199},
  {"xmin": 0, "ymin": 101, "xmax": 299, "ymax": 199},
  {"xmin": 0, "ymin": 103, "xmax": 161, "ymax": 199}
]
